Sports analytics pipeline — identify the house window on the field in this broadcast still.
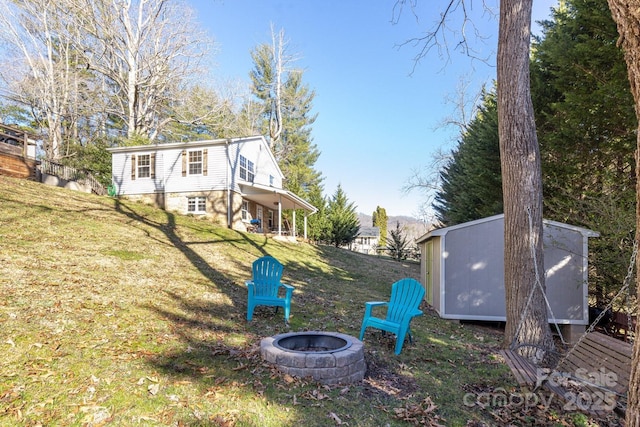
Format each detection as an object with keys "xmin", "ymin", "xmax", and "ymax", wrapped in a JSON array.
[
  {"xmin": 189, "ymin": 150, "xmax": 203, "ymax": 175},
  {"xmin": 181, "ymin": 149, "xmax": 207, "ymax": 177},
  {"xmin": 241, "ymin": 200, "xmax": 249, "ymax": 220},
  {"xmin": 240, "ymin": 155, "xmax": 255, "ymax": 182},
  {"xmin": 131, "ymin": 153, "xmax": 155, "ymax": 180},
  {"xmin": 269, "ymin": 175, "xmax": 274, "ymax": 186},
  {"xmin": 137, "ymin": 154, "xmax": 151, "ymax": 178},
  {"xmin": 187, "ymin": 196, "xmax": 206, "ymax": 213}
]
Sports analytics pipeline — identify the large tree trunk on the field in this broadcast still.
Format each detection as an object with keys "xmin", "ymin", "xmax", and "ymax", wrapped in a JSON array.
[
  {"xmin": 497, "ymin": 0, "xmax": 554, "ymax": 353},
  {"xmin": 606, "ymin": 1, "xmax": 640, "ymax": 424}
]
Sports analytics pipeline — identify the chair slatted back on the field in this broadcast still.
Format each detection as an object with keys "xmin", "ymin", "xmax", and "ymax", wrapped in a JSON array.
[
  {"xmin": 386, "ymin": 278, "xmax": 425, "ymax": 324},
  {"xmin": 252, "ymin": 256, "xmax": 284, "ymax": 297}
]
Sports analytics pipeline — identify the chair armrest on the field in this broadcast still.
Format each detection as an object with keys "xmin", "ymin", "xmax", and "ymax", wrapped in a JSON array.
[
  {"xmin": 281, "ymin": 283, "xmax": 294, "ymax": 298},
  {"xmin": 246, "ymin": 280, "xmax": 255, "ymax": 294},
  {"xmin": 410, "ymin": 309, "xmax": 423, "ymax": 318},
  {"xmin": 364, "ymin": 301, "xmax": 387, "ymax": 317}
]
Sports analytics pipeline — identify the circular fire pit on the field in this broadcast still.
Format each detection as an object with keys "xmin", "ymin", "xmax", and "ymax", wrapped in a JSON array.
[{"xmin": 261, "ymin": 331, "xmax": 366, "ymax": 385}]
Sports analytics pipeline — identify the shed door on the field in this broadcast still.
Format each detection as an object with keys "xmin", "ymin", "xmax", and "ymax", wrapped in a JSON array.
[{"xmin": 425, "ymin": 240, "xmax": 433, "ymax": 305}]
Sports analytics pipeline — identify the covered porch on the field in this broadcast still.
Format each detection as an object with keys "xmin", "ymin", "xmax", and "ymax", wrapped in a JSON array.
[{"xmin": 239, "ymin": 182, "xmax": 317, "ymax": 240}]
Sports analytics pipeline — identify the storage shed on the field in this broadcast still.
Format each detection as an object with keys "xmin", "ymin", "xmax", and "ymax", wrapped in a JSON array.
[{"xmin": 416, "ymin": 214, "xmax": 599, "ymax": 332}]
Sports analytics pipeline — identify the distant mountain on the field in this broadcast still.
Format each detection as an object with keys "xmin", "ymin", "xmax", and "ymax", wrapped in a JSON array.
[{"xmin": 357, "ymin": 213, "xmax": 431, "ymax": 244}]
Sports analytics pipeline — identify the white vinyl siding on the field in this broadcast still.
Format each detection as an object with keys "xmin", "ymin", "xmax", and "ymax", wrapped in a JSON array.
[{"xmin": 109, "ymin": 136, "xmax": 284, "ymax": 196}]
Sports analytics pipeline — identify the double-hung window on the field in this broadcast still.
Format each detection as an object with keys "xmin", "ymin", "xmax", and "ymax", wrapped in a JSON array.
[
  {"xmin": 181, "ymin": 149, "xmax": 207, "ymax": 177},
  {"xmin": 241, "ymin": 200, "xmax": 249, "ymax": 220},
  {"xmin": 187, "ymin": 196, "xmax": 206, "ymax": 213},
  {"xmin": 189, "ymin": 151, "xmax": 203, "ymax": 175},
  {"xmin": 239, "ymin": 155, "xmax": 255, "ymax": 182},
  {"xmin": 137, "ymin": 154, "xmax": 151, "ymax": 178},
  {"xmin": 131, "ymin": 153, "xmax": 155, "ymax": 180}
]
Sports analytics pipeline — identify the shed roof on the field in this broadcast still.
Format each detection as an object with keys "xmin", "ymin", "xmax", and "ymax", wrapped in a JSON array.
[{"xmin": 415, "ymin": 213, "xmax": 599, "ymax": 244}]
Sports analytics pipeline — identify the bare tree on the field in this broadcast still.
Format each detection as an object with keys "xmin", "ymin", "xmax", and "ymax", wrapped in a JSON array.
[
  {"xmin": 0, "ymin": 0, "xmax": 210, "ymax": 153},
  {"xmin": 403, "ymin": 76, "xmax": 485, "ymax": 224},
  {"xmin": 605, "ymin": 1, "xmax": 640, "ymax": 424},
  {"xmin": 250, "ymin": 25, "xmax": 300, "ymax": 150},
  {"xmin": 0, "ymin": 0, "xmax": 83, "ymax": 159},
  {"xmin": 72, "ymin": 0, "xmax": 211, "ymax": 141}
]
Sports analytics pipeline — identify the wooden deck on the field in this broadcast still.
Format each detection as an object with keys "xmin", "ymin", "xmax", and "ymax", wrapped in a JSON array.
[{"xmin": 0, "ymin": 124, "xmax": 38, "ymax": 179}]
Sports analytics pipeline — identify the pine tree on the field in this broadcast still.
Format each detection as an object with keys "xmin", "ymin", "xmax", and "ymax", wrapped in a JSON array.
[
  {"xmin": 325, "ymin": 185, "xmax": 360, "ymax": 247},
  {"xmin": 386, "ymin": 221, "xmax": 410, "ymax": 261},
  {"xmin": 249, "ymin": 34, "xmax": 324, "ymax": 237},
  {"xmin": 372, "ymin": 206, "xmax": 388, "ymax": 247},
  {"xmin": 531, "ymin": 0, "xmax": 636, "ymax": 301},
  {"xmin": 304, "ymin": 182, "xmax": 329, "ymax": 243}
]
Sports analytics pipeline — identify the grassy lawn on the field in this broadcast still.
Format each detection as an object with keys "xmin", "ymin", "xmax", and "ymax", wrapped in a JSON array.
[{"xmin": 0, "ymin": 176, "xmax": 623, "ymax": 426}]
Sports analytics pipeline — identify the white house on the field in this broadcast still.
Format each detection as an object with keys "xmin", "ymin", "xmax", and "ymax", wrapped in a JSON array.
[
  {"xmin": 108, "ymin": 136, "xmax": 317, "ymax": 238},
  {"xmin": 415, "ymin": 214, "xmax": 599, "ymax": 341},
  {"xmin": 350, "ymin": 226, "xmax": 380, "ymax": 254}
]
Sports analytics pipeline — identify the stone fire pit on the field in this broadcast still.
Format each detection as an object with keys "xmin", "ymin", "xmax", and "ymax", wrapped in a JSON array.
[{"xmin": 260, "ymin": 331, "xmax": 366, "ymax": 385}]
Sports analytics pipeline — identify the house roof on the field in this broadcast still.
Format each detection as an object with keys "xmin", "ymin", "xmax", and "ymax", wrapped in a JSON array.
[
  {"xmin": 357, "ymin": 226, "xmax": 380, "ymax": 237},
  {"xmin": 415, "ymin": 213, "xmax": 599, "ymax": 244}
]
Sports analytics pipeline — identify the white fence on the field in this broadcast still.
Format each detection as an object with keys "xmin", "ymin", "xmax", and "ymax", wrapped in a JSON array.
[{"xmin": 38, "ymin": 159, "xmax": 106, "ymax": 195}]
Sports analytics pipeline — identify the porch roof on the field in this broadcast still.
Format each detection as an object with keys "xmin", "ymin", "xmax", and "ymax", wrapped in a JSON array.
[{"xmin": 239, "ymin": 182, "xmax": 317, "ymax": 214}]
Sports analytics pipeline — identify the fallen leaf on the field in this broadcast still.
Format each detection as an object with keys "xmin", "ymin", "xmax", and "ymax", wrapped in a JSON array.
[
  {"xmin": 328, "ymin": 412, "xmax": 344, "ymax": 425},
  {"xmin": 148, "ymin": 383, "xmax": 160, "ymax": 395}
]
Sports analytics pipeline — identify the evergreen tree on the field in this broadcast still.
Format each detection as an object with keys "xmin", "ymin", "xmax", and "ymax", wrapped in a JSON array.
[
  {"xmin": 325, "ymin": 185, "xmax": 360, "ymax": 247},
  {"xmin": 249, "ymin": 36, "xmax": 324, "ymax": 236},
  {"xmin": 372, "ymin": 206, "xmax": 388, "ymax": 247},
  {"xmin": 433, "ymin": 88, "xmax": 503, "ymax": 226},
  {"xmin": 531, "ymin": 0, "xmax": 636, "ymax": 301},
  {"xmin": 386, "ymin": 221, "xmax": 410, "ymax": 261},
  {"xmin": 302, "ymin": 181, "xmax": 329, "ymax": 243}
]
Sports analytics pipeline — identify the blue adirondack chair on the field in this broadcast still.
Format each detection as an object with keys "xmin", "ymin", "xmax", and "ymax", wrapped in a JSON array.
[
  {"xmin": 359, "ymin": 278, "xmax": 425, "ymax": 355},
  {"xmin": 245, "ymin": 256, "xmax": 294, "ymax": 322}
]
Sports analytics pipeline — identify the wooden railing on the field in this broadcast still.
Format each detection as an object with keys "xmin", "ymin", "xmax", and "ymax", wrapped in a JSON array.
[
  {"xmin": 38, "ymin": 159, "xmax": 107, "ymax": 196},
  {"xmin": 0, "ymin": 123, "xmax": 35, "ymax": 158}
]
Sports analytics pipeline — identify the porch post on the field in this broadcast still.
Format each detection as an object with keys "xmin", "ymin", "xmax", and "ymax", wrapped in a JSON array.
[
  {"xmin": 277, "ymin": 199, "xmax": 282, "ymax": 236},
  {"xmin": 292, "ymin": 208, "xmax": 297, "ymax": 237}
]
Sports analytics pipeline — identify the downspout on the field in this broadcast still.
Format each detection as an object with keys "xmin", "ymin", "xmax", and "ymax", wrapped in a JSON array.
[{"xmin": 304, "ymin": 213, "xmax": 308, "ymax": 240}]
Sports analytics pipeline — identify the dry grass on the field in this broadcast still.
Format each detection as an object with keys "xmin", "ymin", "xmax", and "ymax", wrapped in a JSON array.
[{"xmin": 0, "ymin": 176, "xmax": 624, "ymax": 426}]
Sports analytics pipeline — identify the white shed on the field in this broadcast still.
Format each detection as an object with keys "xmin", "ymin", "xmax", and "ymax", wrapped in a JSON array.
[{"xmin": 416, "ymin": 214, "xmax": 599, "ymax": 330}]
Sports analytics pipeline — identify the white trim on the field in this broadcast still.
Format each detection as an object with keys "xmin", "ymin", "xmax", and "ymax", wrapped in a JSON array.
[{"xmin": 416, "ymin": 213, "xmax": 599, "ymax": 244}]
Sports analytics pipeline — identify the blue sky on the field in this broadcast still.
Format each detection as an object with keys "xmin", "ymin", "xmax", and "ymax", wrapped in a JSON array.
[{"xmin": 191, "ymin": 0, "xmax": 558, "ymax": 218}]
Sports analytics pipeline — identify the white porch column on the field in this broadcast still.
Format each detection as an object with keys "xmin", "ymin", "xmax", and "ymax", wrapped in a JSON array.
[
  {"xmin": 292, "ymin": 208, "xmax": 297, "ymax": 237},
  {"xmin": 277, "ymin": 199, "xmax": 282, "ymax": 236}
]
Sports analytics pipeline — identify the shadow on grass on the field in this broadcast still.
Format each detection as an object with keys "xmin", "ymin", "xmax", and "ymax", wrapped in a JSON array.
[{"xmin": 107, "ymin": 198, "xmax": 436, "ymax": 425}]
